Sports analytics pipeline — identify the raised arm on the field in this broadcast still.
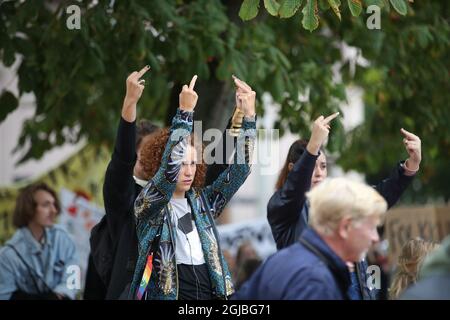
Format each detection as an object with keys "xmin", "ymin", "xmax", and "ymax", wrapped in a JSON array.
[
  {"xmin": 267, "ymin": 150, "xmax": 318, "ymax": 228},
  {"xmin": 374, "ymin": 128, "xmax": 421, "ymax": 208},
  {"xmin": 201, "ymin": 76, "xmax": 257, "ymax": 219},
  {"xmin": 205, "ymin": 75, "xmax": 248, "ymax": 185},
  {"xmin": 134, "ymin": 76, "xmax": 198, "ymax": 228},
  {"xmin": 103, "ymin": 65, "xmax": 150, "ymax": 240},
  {"xmin": 204, "ymin": 107, "xmax": 243, "ymax": 186},
  {"xmin": 202, "ymin": 117, "xmax": 256, "ymax": 219},
  {"xmin": 267, "ymin": 113, "xmax": 339, "ymax": 233}
]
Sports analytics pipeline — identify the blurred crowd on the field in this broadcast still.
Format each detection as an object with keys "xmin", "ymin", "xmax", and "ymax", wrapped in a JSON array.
[{"xmin": 1, "ymin": 71, "xmax": 448, "ymax": 300}]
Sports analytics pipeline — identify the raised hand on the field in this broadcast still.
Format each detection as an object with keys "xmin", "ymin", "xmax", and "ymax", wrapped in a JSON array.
[
  {"xmin": 233, "ymin": 75, "xmax": 256, "ymax": 118},
  {"xmin": 400, "ymin": 128, "xmax": 422, "ymax": 171},
  {"xmin": 307, "ymin": 112, "xmax": 340, "ymax": 155},
  {"xmin": 122, "ymin": 65, "xmax": 150, "ymax": 122},
  {"xmin": 125, "ymin": 65, "xmax": 150, "ymax": 106},
  {"xmin": 179, "ymin": 75, "xmax": 198, "ymax": 112}
]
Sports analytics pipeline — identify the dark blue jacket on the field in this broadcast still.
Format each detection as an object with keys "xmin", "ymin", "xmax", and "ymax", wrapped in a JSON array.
[
  {"xmin": 233, "ymin": 228, "xmax": 351, "ymax": 300},
  {"xmin": 267, "ymin": 149, "xmax": 415, "ymax": 300}
]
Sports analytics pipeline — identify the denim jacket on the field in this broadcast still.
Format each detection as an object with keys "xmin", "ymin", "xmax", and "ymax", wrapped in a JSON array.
[{"xmin": 0, "ymin": 225, "xmax": 79, "ymax": 299}]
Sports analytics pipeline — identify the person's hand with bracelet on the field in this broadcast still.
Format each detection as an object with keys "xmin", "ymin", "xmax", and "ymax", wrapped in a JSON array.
[{"xmin": 400, "ymin": 128, "xmax": 421, "ymax": 176}]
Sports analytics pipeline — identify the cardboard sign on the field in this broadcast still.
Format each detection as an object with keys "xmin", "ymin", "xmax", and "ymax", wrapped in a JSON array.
[{"xmin": 385, "ymin": 205, "xmax": 450, "ymax": 265}]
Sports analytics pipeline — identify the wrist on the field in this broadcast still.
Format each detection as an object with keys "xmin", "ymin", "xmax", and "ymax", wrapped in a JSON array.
[
  {"xmin": 306, "ymin": 142, "xmax": 320, "ymax": 156},
  {"xmin": 244, "ymin": 111, "xmax": 256, "ymax": 119},
  {"xmin": 404, "ymin": 159, "xmax": 420, "ymax": 172},
  {"xmin": 123, "ymin": 96, "xmax": 137, "ymax": 109},
  {"xmin": 122, "ymin": 100, "xmax": 136, "ymax": 122},
  {"xmin": 244, "ymin": 114, "xmax": 256, "ymax": 122},
  {"xmin": 179, "ymin": 100, "xmax": 195, "ymax": 111}
]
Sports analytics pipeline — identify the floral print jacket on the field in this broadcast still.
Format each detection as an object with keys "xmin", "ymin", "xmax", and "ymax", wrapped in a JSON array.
[{"xmin": 129, "ymin": 108, "xmax": 256, "ymax": 300}]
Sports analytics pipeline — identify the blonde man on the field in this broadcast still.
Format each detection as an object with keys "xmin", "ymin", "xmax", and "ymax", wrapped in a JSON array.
[{"xmin": 233, "ymin": 177, "xmax": 387, "ymax": 300}]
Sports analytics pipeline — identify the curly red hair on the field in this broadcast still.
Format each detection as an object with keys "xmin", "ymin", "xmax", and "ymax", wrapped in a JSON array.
[{"xmin": 139, "ymin": 128, "xmax": 207, "ymax": 189}]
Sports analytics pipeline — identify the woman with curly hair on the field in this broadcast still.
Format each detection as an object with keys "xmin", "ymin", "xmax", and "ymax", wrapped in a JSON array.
[
  {"xmin": 129, "ymin": 75, "xmax": 257, "ymax": 300},
  {"xmin": 389, "ymin": 238, "xmax": 439, "ymax": 299}
]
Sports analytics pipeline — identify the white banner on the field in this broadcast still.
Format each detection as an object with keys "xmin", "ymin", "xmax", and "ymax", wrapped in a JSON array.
[
  {"xmin": 58, "ymin": 188, "xmax": 104, "ymax": 290},
  {"xmin": 217, "ymin": 218, "xmax": 276, "ymax": 260}
]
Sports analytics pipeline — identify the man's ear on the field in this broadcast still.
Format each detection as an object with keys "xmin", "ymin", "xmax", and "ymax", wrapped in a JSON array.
[
  {"xmin": 288, "ymin": 162, "xmax": 294, "ymax": 171},
  {"xmin": 338, "ymin": 216, "xmax": 352, "ymax": 240}
]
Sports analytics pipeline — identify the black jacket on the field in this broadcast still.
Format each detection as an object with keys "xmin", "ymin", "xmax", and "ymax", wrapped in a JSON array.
[
  {"xmin": 267, "ymin": 149, "xmax": 415, "ymax": 300},
  {"xmin": 85, "ymin": 118, "xmax": 140, "ymax": 299},
  {"xmin": 85, "ymin": 116, "xmax": 235, "ymax": 299}
]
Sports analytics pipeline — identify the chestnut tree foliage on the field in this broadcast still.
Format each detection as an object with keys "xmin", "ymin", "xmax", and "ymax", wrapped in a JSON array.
[{"xmin": 0, "ymin": 0, "xmax": 448, "ymax": 202}]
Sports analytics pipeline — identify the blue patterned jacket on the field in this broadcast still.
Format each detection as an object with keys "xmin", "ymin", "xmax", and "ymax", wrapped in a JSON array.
[{"xmin": 129, "ymin": 108, "xmax": 256, "ymax": 300}]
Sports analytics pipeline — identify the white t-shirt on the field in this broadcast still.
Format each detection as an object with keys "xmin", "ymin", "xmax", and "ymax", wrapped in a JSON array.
[{"xmin": 169, "ymin": 198, "xmax": 205, "ymax": 265}]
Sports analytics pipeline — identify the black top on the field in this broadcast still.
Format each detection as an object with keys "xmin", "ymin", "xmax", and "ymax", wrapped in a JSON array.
[
  {"xmin": 177, "ymin": 264, "xmax": 213, "ymax": 300},
  {"xmin": 267, "ymin": 149, "xmax": 415, "ymax": 251},
  {"xmin": 86, "ymin": 118, "xmax": 140, "ymax": 300}
]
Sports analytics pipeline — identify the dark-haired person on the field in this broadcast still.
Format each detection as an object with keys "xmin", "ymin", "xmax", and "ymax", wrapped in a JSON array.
[
  {"xmin": 128, "ymin": 75, "xmax": 256, "ymax": 300},
  {"xmin": 267, "ymin": 113, "xmax": 422, "ymax": 299},
  {"xmin": 86, "ymin": 66, "xmax": 249, "ymax": 299},
  {"xmin": 84, "ymin": 65, "xmax": 160, "ymax": 300},
  {"xmin": 0, "ymin": 183, "xmax": 78, "ymax": 300}
]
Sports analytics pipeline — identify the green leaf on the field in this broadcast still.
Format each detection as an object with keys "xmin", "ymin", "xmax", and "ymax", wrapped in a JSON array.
[
  {"xmin": 279, "ymin": 0, "xmax": 303, "ymax": 18},
  {"xmin": 347, "ymin": 0, "xmax": 362, "ymax": 17},
  {"xmin": 389, "ymin": 0, "xmax": 407, "ymax": 15},
  {"xmin": 319, "ymin": 0, "xmax": 330, "ymax": 10},
  {"xmin": 328, "ymin": 0, "xmax": 341, "ymax": 20},
  {"xmin": 239, "ymin": 0, "xmax": 261, "ymax": 21},
  {"xmin": 0, "ymin": 91, "xmax": 19, "ymax": 122},
  {"xmin": 272, "ymin": 69, "xmax": 284, "ymax": 100},
  {"xmin": 264, "ymin": 0, "xmax": 281, "ymax": 16},
  {"xmin": 302, "ymin": 0, "xmax": 319, "ymax": 32},
  {"xmin": 231, "ymin": 51, "xmax": 249, "ymax": 80},
  {"xmin": 176, "ymin": 40, "xmax": 190, "ymax": 61},
  {"xmin": 216, "ymin": 54, "xmax": 232, "ymax": 80},
  {"xmin": 364, "ymin": 0, "xmax": 385, "ymax": 7},
  {"xmin": 415, "ymin": 26, "xmax": 433, "ymax": 49},
  {"xmin": 276, "ymin": 49, "xmax": 292, "ymax": 69}
]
